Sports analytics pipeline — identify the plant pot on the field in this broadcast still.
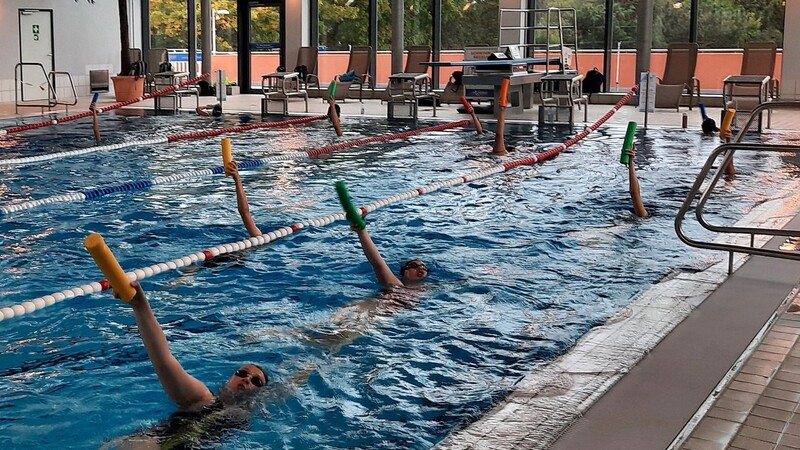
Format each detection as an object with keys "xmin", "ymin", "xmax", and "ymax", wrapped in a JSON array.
[
  {"xmin": 226, "ymin": 86, "xmax": 238, "ymax": 96},
  {"xmin": 111, "ymin": 75, "xmax": 145, "ymax": 102}
]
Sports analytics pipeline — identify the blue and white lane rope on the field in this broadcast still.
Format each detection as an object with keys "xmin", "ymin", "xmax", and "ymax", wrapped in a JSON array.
[{"xmin": 0, "ymin": 87, "xmax": 640, "ymax": 323}]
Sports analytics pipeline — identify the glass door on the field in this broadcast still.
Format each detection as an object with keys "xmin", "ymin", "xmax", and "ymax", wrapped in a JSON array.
[{"xmin": 248, "ymin": 2, "xmax": 284, "ymax": 89}]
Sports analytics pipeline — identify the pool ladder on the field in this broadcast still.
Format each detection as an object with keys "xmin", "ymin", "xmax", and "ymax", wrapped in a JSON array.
[
  {"xmin": 675, "ymin": 101, "xmax": 800, "ymax": 274},
  {"xmin": 14, "ymin": 62, "xmax": 78, "ymax": 114}
]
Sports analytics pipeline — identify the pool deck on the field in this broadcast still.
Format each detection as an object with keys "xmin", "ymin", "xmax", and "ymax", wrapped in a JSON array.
[{"xmin": 3, "ymin": 92, "xmax": 800, "ymax": 450}]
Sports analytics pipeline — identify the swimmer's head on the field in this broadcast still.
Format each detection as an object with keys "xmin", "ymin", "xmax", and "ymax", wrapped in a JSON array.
[
  {"xmin": 327, "ymin": 104, "xmax": 341, "ymax": 119},
  {"xmin": 701, "ymin": 118, "xmax": 719, "ymax": 134},
  {"xmin": 212, "ymin": 103, "xmax": 223, "ymax": 117},
  {"xmin": 400, "ymin": 259, "xmax": 429, "ymax": 282},
  {"xmin": 225, "ymin": 364, "xmax": 267, "ymax": 392}
]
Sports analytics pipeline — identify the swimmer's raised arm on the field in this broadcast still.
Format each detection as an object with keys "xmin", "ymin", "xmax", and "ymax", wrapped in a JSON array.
[
  {"xmin": 355, "ymin": 228, "xmax": 403, "ymax": 287},
  {"xmin": 126, "ymin": 282, "xmax": 214, "ymax": 410},
  {"xmin": 626, "ymin": 145, "xmax": 649, "ymax": 218},
  {"xmin": 225, "ymin": 161, "xmax": 262, "ymax": 237}
]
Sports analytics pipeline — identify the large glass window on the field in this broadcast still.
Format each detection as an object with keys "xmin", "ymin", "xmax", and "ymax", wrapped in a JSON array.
[
  {"xmin": 697, "ymin": 0, "xmax": 783, "ymax": 48},
  {"xmin": 318, "ymin": 0, "xmax": 370, "ymax": 51},
  {"xmin": 441, "ymin": 0, "xmax": 499, "ymax": 50},
  {"xmin": 376, "ymin": 0, "xmax": 432, "ymax": 51},
  {"xmin": 150, "ymin": 0, "xmax": 190, "ymax": 49},
  {"xmin": 149, "ymin": 0, "xmax": 238, "ymax": 51}
]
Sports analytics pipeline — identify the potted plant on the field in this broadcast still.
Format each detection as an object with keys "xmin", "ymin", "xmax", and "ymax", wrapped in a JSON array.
[
  {"xmin": 225, "ymin": 78, "xmax": 238, "ymax": 96},
  {"xmin": 110, "ymin": 0, "xmax": 145, "ymax": 102}
]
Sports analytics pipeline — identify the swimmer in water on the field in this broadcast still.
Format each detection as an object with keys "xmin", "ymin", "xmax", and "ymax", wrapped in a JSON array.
[
  {"xmin": 300, "ymin": 223, "xmax": 430, "ymax": 353},
  {"xmin": 103, "ymin": 281, "xmax": 269, "ymax": 449},
  {"xmin": 196, "ymin": 103, "xmax": 223, "ymax": 117}
]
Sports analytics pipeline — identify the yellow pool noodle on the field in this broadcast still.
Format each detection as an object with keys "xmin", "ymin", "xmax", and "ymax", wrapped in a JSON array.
[
  {"xmin": 222, "ymin": 138, "xmax": 233, "ymax": 175},
  {"xmin": 720, "ymin": 108, "xmax": 736, "ymax": 134},
  {"xmin": 84, "ymin": 233, "xmax": 135, "ymax": 302}
]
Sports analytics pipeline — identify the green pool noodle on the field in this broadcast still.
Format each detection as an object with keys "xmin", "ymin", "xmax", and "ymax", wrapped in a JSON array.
[
  {"xmin": 620, "ymin": 121, "xmax": 637, "ymax": 165},
  {"xmin": 328, "ymin": 81, "xmax": 337, "ymax": 101},
  {"xmin": 335, "ymin": 181, "xmax": 366, "ymax": 230}
]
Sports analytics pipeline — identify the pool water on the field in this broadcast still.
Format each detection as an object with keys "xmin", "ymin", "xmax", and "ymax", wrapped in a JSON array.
[{"xmin": 0, "ymin": 111, "xmax": 797, "ymax": 449}]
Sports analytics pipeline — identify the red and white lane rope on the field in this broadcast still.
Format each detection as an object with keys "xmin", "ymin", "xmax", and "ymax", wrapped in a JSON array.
[
  {"xmin": 0, "ymin": 74, "xmax": 211, "ymax": 137},
  {"xmin": 0, "ymin": 87, "xmax": 637, "ymax": 322},
  {"xmin": 0, "ymin": 115, "xmax": 328, "ymax": 167},
  {"xmin": 0, "ymin": 120, "xmax": 470, "ymax": 216}
]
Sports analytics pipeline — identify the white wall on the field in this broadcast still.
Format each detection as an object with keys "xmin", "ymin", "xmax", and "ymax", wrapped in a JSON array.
[
  {"xmin": 782, "ymin": 0, "xmax": 799, "ymax": 100},
  {"xmin": 0, "ymin": 0, "xmax": 127, "ymax": 102}
]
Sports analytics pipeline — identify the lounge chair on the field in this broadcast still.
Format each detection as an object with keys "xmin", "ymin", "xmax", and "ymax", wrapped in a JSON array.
[
  {"xmin": 332, "ymin": 46, "xmax": 372, "ymax": 102},
  {"xmin": 146, "ymin": 48, "xmax": 169, "ymax": 93},
  {"xmin": 385, "ymin": 45, "xmax": 438, "ymax": 118},
  {"xmin": 291, "ymin": 46, "xmax": 319, "ymax": 92},
  {"xmin": 740, "ymin": 41, "xmax": 778, "ymax": 99},
  {"xmin": 655, "ymin": 42, "xmax": 700, "ymax": 111},
  {"xmin": 383, "ymin": 46, "xmax": 434, "ymax": 99}
]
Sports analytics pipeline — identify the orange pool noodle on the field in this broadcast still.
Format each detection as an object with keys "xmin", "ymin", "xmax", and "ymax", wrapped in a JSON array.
[
  {"xmin": 222, "ymin": 138, "xmax": 233, "ymax": 175},
  {"xmin": 84, "ymin": 233, "xmax": 135, "ymax": 302},
  {"xmin": 720, "ymin": 108, "xmax": 736, "ymax": 134},
  {"xmin": 498, "ymin": 79, "xmax": 510, "ymax": 108}
]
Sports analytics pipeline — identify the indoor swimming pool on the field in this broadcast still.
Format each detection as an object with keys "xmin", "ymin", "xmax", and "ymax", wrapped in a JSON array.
[{"xmin": 0, "ymin": 110, "xmax": 797, "ymax": 449}]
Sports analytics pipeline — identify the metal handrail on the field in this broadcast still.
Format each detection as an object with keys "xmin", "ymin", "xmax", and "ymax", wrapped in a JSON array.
[
  {"xmin": 675, "ymin": 101, "xmax": 800, "ymax": 274},
  {"xmin": 50, "ymin": 70, "xmax": 78, "ymax": 109},
  {"xmin": 14, "ymin": 62, "xmax": 57, "ymax": 113}
]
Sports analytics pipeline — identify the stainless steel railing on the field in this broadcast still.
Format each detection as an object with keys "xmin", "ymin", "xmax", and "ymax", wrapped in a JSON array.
[
  {"xmin": 14, "ymin": 63, "xmax": 78, "ymax": 114},
  {"xmin": 675, "ymin": 101, "xmax": 800, "ymax": 274}
]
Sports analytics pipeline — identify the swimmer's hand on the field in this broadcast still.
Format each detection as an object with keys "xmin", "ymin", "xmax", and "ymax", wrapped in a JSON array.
[
  {"xmin": 114, "ymin": 281, "xmax": 147, "ymax": 306},
  {"xmin": 349, "ymin": 211, "xmax": 368, "ymax": 232},
  {"xmin": 720, "ymin": 129, "xmax": 733, "ymax": 141},
  {"xmin": 224, "ymin": 160, "xmax": 240, "ymax": 179}
]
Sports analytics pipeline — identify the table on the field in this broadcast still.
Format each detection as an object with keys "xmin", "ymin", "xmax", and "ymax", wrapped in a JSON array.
[
  {"xmin": 722, "ymin": 74, "xmax": 770, "ymax": 132},
  {"xmin": 153, "ymin": 71, "xmax": 198, "ymax": 112},
  {"xmin": 421, "ymin": 57, "xmax": 561, "ymax": 69},
  {"xmin": 386, "ymin": 72, "xmax": 437, "ymax": 120},
  {"xmin": 538, "ymin": 73, "xmax": 588, "ymax": 126},
  {"xmin": 260, "ymin": 71, "xmax": 308, "ymax": 115},
  {"xmin": 462, "ymin": 72, "xmax": 544, "ymax": 117}
]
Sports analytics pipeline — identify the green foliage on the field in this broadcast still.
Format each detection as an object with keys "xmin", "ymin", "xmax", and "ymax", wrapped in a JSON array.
[{"xmin": 147, "ymin": 0, "xmax": 784, "ymax": 52}]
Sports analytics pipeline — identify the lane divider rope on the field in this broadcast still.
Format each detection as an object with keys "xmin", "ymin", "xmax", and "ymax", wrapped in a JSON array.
[
  {"xmin": 0, "ymin": 88, "xmax": 637, "ymax": 322},
  {"xmin": 0, "ymin": 74, "xmax": 211, "ymax": 136},
  {"xmin": 0, "ymin": 115, "xmax": 327, "ymax": 167},
  {"xmin": 0, "ymin": 120, "xmax": 470, "ymax": 216}
]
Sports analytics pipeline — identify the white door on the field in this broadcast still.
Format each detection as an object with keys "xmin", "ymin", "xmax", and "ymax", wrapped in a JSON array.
[{"xmin": 19, "ymin": 9, "xmax": 54, "ymax": 102}]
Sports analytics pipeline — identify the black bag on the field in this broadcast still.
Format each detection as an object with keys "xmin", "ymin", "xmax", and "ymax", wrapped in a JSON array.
[
  {"xmin": 158, "ymin": 61, "xmax": 173, "ymax": 73},
  {"xmin": 198, "ymin": 80, "xmax": 216, "ymax": 96},
  {"xmin": 129, "ymin": 60, "xmax": 146, "ymax": 77},
  {"xmin": 451, "ymin": 71, "xmax": 463, "ymax": 88},
  {"xmin": 583, "ymin": 67, "xmax": 605, "ymax": 96},
  {"xmin": 293, "ymin": 65, "xmax": 308, "ymax": 82}
]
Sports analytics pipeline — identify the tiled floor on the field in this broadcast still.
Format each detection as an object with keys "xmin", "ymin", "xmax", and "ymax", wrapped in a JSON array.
[{"xmin": 683, "ymin": 294, "xmax": 800, "ymax": 450}]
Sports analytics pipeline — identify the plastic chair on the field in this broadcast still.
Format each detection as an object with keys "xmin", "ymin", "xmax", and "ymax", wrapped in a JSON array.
[
  {"xmin": 741, "ymin": 41, "xmax": 778, "ymax": 99},
  {"xmin": 655, "ymin": 42, "xmax": 700, "ymax": 111},
  {"xmin": 146, "ymin": 48, "xmax": 168, "ymax": 93},
  {"xmin": 382, "ymin": 45, "xmax": 433, "ymax": 101},
  {"xmin": 385, "ymin": 46, "xmax": 438, "ymax": 118},
  {"xmin": 291, "ymin": 47, "xmax": 319, "ymax": 91},
  {"xmin": 334, "ymin": 46, "xmax": 372, "ymax": 102}
]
